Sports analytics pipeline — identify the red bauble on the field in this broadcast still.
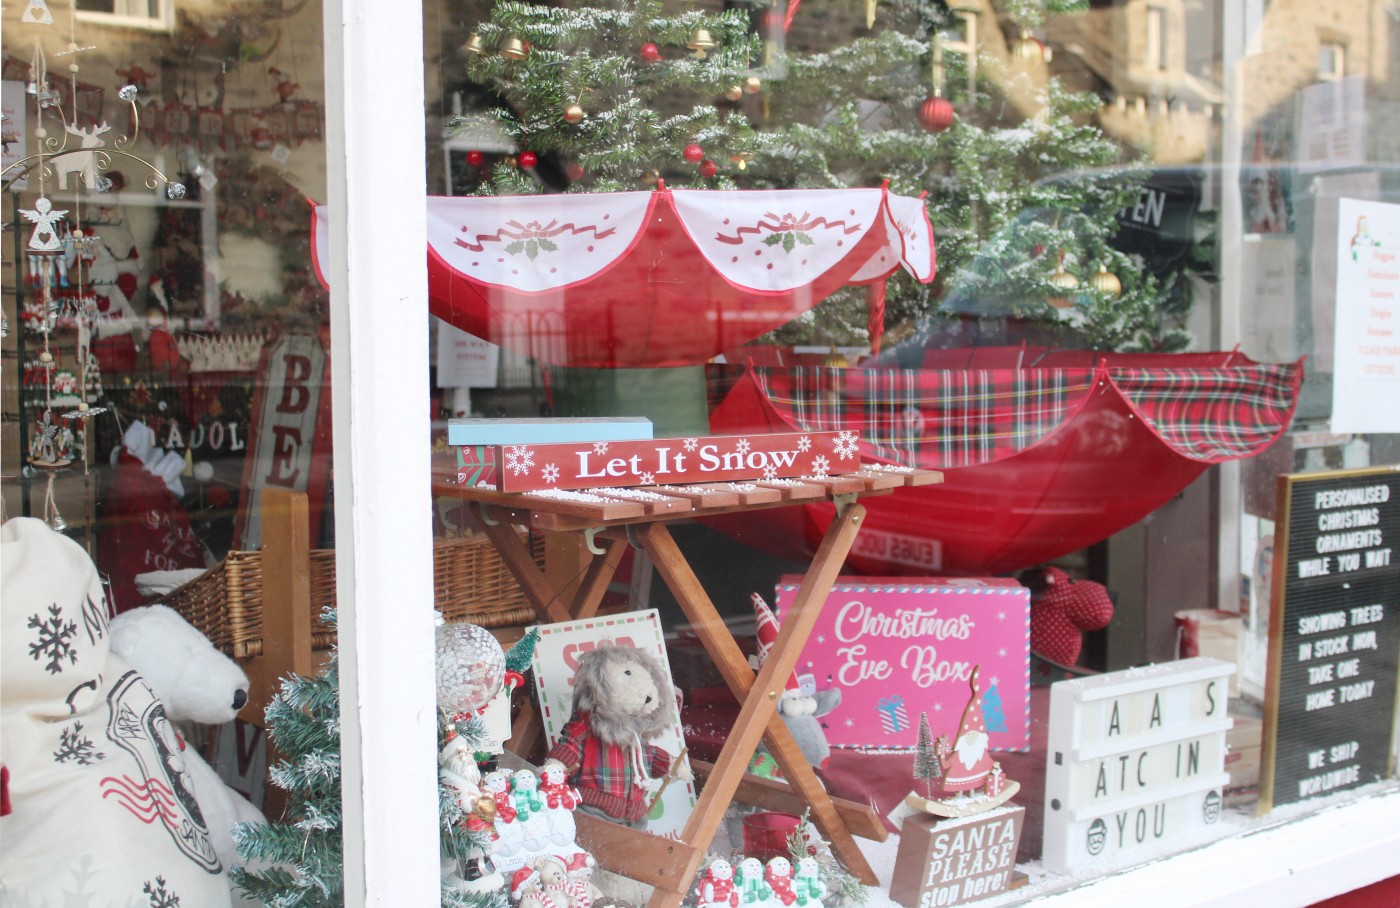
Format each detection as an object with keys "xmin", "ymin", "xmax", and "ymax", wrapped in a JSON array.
[
  {"xmin": 565, "ymin": 162, "xmax": 585, "ymax": 181},
  {"xmin": 699, "ymin": 159, "xmax": 718, "ymax": 178},
  {"xmin": 640, "ymin": 42, "xmax": 661, "ymax": 62},
  {"xmin": 683, "ymin": 143, "xmax": 704, "ymax": 163},
  {"xmin": 917, "ymin": 96, "xmax": 955, "ymax": 133},
  {"xmin": 466, "ymin": 150, "xmax": 485, "ymax": 167},
  {"xmin": 518, "ymin": 151, "xmax": 538, "ymax": 170}
]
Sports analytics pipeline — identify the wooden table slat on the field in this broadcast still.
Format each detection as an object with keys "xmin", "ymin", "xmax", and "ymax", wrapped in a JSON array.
[{"xmin": 751, "ymin": 479, "xmax": 837, "ymax": 500}]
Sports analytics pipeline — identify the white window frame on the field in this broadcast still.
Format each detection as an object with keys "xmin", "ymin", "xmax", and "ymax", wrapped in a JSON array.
[
  {"xmin": 323, "ymin": 0, "xmax": 439, "ymax": 903},
  {"xmin": 1146, "ymin": 5, "xmax": 1169, "ymax": 71},
  {"xmin": 74, "ymin": 0, "xmax": 175, "ymax": 33},
  {"xmin": 1317, "ymin": 40, "xmax": 1346, "ymax": 81},
  {"xmin": 311, "ymin": 0, "xmax": 1400, "ymax": 902}
]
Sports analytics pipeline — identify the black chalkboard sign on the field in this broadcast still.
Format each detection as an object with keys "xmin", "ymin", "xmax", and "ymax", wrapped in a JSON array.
[{"xmin": 1259, "ymin": 467, "xmax": 1400, "ymax": 813}]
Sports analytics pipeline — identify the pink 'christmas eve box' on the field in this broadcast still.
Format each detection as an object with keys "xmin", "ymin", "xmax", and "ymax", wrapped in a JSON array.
[{"xmin": 774, "ymin": 575, "xmax": 1030, "ymax": 752}]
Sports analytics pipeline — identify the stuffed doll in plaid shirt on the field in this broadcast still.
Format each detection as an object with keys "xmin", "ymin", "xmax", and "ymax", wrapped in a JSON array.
[{"xmin": 546, "ymin": 646, "xmax": 689, "ymax": 828}]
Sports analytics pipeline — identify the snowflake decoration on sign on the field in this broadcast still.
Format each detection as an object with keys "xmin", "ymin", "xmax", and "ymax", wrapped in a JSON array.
[
  {"xmin": 542, "ymin": 463, "xmax": 560, "ymax": 484},
  {"xmin": 143, "ymin": 876, "xmax": 181, "ymax": 908},
  {"xmin": 844, "ymin": 718, "xmax": 854, "ymax": 728},
  {"xmin": 682, "ymin": 437, "xmax": 698, "ymax": 452},
  {"xmin": 735, "ymin": 438, "xmax": 751, "ymax": 457},
  {"xmin": 933, "ymin": 703, "xmax": 943, "ymax": 712},
  {"xmin": 833, "ymin": 430, "xmax": 860, "ymax": 460},
  {"xmin": 29, "ymin": 604, "xmax": 78, "ymax": 674},
  {"xmin": 54, "ymin": 721, "xmax": 105, "ymax": 765},
  {"xmin": 816, "ymin": 634, "xmax": 826, "ymax": 644},
  {"xmin": 592, "ymin": 441, "xmax": 610, "ymax": 456},
  {"xmin": 639, "ymin": 472, "xmax": 656, "ymax": 485},
  {"xmin": 810, "ymin": 456, "xmax": 830, "ymax": 478},
  {"xmin": 998, "ymin": 647, "xmax": 1007, "ymax": 657},
  {"xmin": 504, "ymin": 445, "xmax": 535, "ymax": 477},
  {"xmin": 997, "ymin": 611, "xmax": 1006, "ymax": 621},
  {"xmin": 990, "ymin": 676, "xmax": 1000, "ymax": 688},
  {"xmin": 797, "ymin": 435, "xmax": 811, "ymax": 453},
  {"xmin": 762, "ymin": 464, "xmax": 778, "ymax": 480}
]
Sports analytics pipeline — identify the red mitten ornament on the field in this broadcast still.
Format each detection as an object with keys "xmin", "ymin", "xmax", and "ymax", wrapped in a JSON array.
[{"xmin": 1029, "ymin": 567, "xmax": 1114, "ymax": 666}]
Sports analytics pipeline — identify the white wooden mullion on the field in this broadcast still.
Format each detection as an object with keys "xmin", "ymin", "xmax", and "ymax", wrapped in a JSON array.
[{"xmin": 323, "ymin": 0, "xmax": 439, "ymax": 903}]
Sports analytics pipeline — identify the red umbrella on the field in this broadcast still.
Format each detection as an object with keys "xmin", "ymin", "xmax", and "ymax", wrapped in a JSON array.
[
  {"xmin": 311, "ymin": 186, "xmax": 933, "ymax": 368},
  {"xmin": 704, "ymin": 349, "xmax": 1303, "ymax": 575}
]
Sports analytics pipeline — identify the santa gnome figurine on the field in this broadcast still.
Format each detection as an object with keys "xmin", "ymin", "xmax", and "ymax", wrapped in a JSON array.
[
  {"xmin": 906, "ymin": 665, "xmax": 1020, "ymax": 817},
  {"xmin": 746, "ymin": 594, "xmax": 841, "ymax": 775}
]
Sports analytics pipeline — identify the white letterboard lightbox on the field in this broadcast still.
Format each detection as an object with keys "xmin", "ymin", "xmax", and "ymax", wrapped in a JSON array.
[{"xmin": 1042, "ymin": 657, "xmax": 1234, "ymax": 873}]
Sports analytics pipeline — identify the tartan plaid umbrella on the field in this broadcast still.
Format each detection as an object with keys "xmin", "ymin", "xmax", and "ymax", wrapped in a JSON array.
[{"xmin": 705, "ymin": 349, "xmax": 1303, "ymax": 575}]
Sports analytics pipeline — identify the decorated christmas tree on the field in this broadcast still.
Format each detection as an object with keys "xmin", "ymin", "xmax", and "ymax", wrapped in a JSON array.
[
  {"xmin": 449, "ymin": 0, "xmax": 1195, "ymax": 353},
  {"xmin": 231, "ymin": 615, "xmax": 512, "ymax": 908},
  {"xmin": 912, "ymin": 711, "xmax": 941, "ymax": 798},
  {"xmin": 229, "ymin": 645, "xmax": 345, "ymax": 906}
]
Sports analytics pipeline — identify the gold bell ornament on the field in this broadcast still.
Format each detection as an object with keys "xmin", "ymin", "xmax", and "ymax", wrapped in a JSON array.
[
  {"xmin": 500, "ymin": 37, "xmax": 528, "ymax": 60},
  {"xmin": 1048, "ymin": 253, "xmax": 1079, "ymax": 309},
  {"xmin": 688, "ymin": 27, "xmax": 717, "ymax": 59},
  {"xmin": 1089, "ymin": 265, "xmax": 1122, "ymax": 298},
  {"xmin": 462, "ymin": 34, "xmax": 486, "ymax": 56}
]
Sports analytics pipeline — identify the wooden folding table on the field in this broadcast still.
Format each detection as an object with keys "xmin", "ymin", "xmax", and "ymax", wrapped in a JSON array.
[{"xmin": 434, "ymin": 466, "xmax": 942, "ymax": 908}]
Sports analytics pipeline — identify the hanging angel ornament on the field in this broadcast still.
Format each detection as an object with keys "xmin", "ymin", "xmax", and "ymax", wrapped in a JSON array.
[{"xmin": 22, "ymin": 199, "xmax": 69, "ymax": 253}]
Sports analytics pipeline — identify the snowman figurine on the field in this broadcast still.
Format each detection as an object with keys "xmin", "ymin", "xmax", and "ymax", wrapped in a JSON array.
[
  {"xmin": 539, "ymin": 760, "xmax": 580, "ymax": 848},
  {"xmin": 765, "ymin": 857, "xmax": 797, "ymax": 907},
  {"xmin": 737, "ymin": 858, "xmax": 773, "ymax": 906},
  {"xmin": 697, "ymin": 858, "xmax": 741, "ymax": 908},
  {"xmin": 792, "ymin": 857, "xmax": 827, "ymax": 906},
  {"xmin": 511, "ymin": 768, "xmax": 545, "ymax": 821}
]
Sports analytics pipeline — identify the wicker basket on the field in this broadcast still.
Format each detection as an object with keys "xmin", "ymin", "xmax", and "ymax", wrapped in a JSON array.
[{"xmin": 163, "ymin": 532, "xmax": 545, "ymax": 659}]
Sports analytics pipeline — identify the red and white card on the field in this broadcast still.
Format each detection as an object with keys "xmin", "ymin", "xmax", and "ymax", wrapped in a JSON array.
[{"xmin": 491, "ymin": 430, "xmax": 860, "ymax": 492}]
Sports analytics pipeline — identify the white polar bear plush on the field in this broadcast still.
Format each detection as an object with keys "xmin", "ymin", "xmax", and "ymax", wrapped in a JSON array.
[
  {"xmin": 0, "ymin": 518, "xmax": 235, "ymax": 908},
  {"xmin": 108, "ymin": 604, "xmax": 268, "ymax": 871}
]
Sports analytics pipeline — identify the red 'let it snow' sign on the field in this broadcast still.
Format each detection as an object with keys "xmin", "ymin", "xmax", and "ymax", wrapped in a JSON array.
[{"xmin": 491, "ymin": 431, "xmax": 861, "ymax": 492}]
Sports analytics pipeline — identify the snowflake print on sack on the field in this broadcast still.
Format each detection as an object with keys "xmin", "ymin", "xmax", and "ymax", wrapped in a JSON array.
[
  {"xmin": 53, "ymin": 721, "xmax": 106, "ymax": 765},
  {"xmin": 543, "ymin": 463, "xmax": 560, "ymax": 484},
  {"xmin": 29, "ymin": 603, "xmax": 78, "ymax": 674},
  {"xmin": 833, "ymin": 431, "xmax": 859, "ymax": 460},
  {"xmin": 796, "ymin": 435, "xmax": 811, "ymax": 453},
  {"xmin": 810, "ymin": 456, "xmax": 830, "ymax": 478},
  {"xmin": 683, "ymin": 437, "xmax": 698, "ymax": 452},
  {"xmin": 593, "ymin": 441, "xmax": 610, "ymax": 456},
  {"xmin": 144, "ymin": 876, "xmax": 181, "ymax": 908},
  {"xmin": 505, "ymin": 445, "xmax": 536, "ymax": 477},
  {"xmin": 735, "ymin": 438, "xmax": 751, "ymax": 457}
]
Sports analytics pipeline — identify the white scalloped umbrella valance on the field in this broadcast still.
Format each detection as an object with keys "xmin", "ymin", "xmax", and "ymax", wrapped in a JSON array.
[{"xmin": 312, "ymin": 186, "xmax": 934, "ymax": 368}]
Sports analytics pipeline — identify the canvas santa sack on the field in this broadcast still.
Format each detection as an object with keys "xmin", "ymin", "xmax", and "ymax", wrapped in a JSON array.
[{"xmin": 0, "ymin": 517, "xmax": 232, "ymax": 908}]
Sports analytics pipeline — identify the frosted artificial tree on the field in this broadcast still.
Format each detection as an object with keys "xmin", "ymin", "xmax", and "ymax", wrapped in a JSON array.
[{"xmin": 450, "ymin": 0, "xmax": 1195, "ymax": 354}]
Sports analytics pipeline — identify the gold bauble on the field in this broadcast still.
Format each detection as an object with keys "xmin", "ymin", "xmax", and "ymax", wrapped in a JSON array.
[
  {"xmin": 729, "ymin": 152, "xmax": 754, "ymax": 172},
  {"xmin": 500, "ymin": 37, "xmax": 527, "ymax": 60},
  {"xmin": 744, "ymin": 76, "xmax": 762, "ymax": 95},
  {"xmin": 1048, "ymin": 268, "xmax": 1079, "ymax": 309},
  {"xmin": 688, "ymin": 27, "xmax": 717, "ymax": 59},
  {"xmin": 462, "ymin": 34, "xmax": 486, "ymax": 56},
  {"xmin": 563, "ymin": 103, "xmax": 585, "ymax": 124},
  {"xmin": 724, "ymin": 85, "xmax": 744, "ymax": 102},
  {"xmin": 1013, "ymin": 34, "xmax": 1043, "ymax": 64},
  {"xmin": 1089, "ymin": 267, "xmax": 1122, "ymax": 298}
]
